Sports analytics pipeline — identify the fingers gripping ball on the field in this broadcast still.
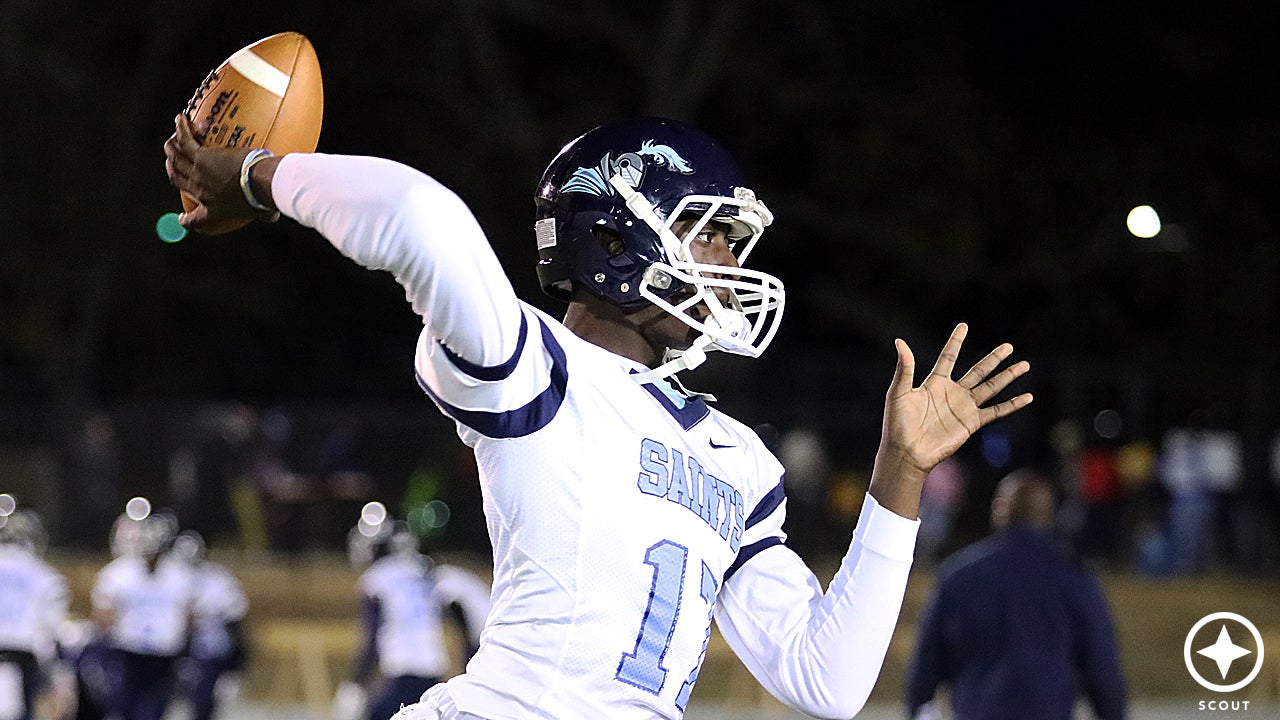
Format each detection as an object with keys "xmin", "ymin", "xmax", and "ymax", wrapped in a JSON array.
[{"xmin": 180, "ymin": 31, "xmax": 324, "ymax": 234}]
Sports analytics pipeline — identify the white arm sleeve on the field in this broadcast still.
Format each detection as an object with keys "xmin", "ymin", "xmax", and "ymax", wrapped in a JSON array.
[
  {"xmin": 713, "ymin": 493, "xmax": 920, "ymax": 720},
  {"xmin": 271, "ymin": 153, "xmax": 523, "ymax": 367}
]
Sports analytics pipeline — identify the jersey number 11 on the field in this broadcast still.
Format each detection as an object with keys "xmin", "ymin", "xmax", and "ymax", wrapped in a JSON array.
[{"xmin": 615, "ymin": 539, "xmax": 718, "ymax": 711}]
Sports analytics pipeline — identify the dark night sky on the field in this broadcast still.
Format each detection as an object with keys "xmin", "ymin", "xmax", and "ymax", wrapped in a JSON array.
[{"xmin": 2, "ymin": 1, "xmax": 1278, "ymax": 453}]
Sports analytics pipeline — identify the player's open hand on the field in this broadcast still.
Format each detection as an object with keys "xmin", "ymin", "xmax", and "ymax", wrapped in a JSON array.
[
  {"xmin": 880, "ymin": 323, "xmax": 1032, "ymax": 480},
  {"xmin": 164, "ymin": 114, "xmax": 279, "ymax": 230}
]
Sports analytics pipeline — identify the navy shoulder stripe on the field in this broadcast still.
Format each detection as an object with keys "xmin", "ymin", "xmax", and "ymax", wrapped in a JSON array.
[
  {"xmin": 724, "ymin": 536, "xmax": 784, "ymax": 582},
  {"xmin": 745, "ymin": 478, "xmax": 786, "ymax": 530},
  {"xmin": 417, "ymin": 316, "xmax": 568, "ymax": 439},
  {"xmin": 438, "ymin": 311, "xmax": 528, "ymax": 382}
]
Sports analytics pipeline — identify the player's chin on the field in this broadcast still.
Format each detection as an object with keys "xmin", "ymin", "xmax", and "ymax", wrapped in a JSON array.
[
  {"xmin": 669, "ymin": 323, "xmax": 701, "ymax": 351},
  {"xmin": 646, "ymin": 323, "xmax": 699, "ymax": 357}
]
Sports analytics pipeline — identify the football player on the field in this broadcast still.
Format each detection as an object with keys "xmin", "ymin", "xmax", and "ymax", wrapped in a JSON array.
[
  {"xmin": 91, "ymin": 512, "xmax": 193, "ymax": 720},
  {"xmin": 335, "ymin": 508, "xmax": 490, "ymax": 720},
  {"xmin": 171, "ymin": 530, "xmax": 248, "ymax": 720},
  {"xmin": 0, "ymin": 505, "xmax": 72, "ymax": 720},
  {"xmin": 166, "ymin": 115, "xmax": 1031, "ymax": 719}
]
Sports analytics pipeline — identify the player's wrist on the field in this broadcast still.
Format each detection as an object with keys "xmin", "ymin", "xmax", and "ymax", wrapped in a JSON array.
[
  {"xmin": 868, "ymin": 446, "xmax": 928, "ymax": 519},
  {"xmin": 872, "ymin": 443, "xmax": 930, "ymax": 481},
  {"xmin": 244, "ymin": 152, "xmax": 282, "ymax": 212}
]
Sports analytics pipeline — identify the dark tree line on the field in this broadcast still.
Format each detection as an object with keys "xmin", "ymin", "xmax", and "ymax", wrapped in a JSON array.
[{"xmin": 2, "ymin": 0, "xmax": 1277, "ymax": 459}]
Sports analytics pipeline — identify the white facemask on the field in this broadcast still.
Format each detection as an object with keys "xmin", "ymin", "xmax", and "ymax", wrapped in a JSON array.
[{"xmin": 609, "ymin": 174, "xmax": 786, "ymax": 384}]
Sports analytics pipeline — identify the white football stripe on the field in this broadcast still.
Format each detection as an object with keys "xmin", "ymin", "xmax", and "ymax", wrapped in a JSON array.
[{"xmin": 227, "ymin": 49, "xmax": 290, "ymax": 97}]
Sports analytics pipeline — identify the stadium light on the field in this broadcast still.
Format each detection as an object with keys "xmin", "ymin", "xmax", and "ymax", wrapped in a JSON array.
[{"xmin": 1127, "ymin": 205, "xmax": 1161, "ymax": 238}]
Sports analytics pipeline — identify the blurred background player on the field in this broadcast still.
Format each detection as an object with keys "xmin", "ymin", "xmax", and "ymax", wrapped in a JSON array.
[
  {"xmin": 54, "ymin": 619, "xmax": 115, "ymax": 720},
  {"xmin": 91, "ymin": 511, "xmax": 193, "ymax": 720},
  {"xmin": 0, "ymin": 502, "xmax": 72, "ymax": 720},
  {"xmin": 905, "ymin": 469, "xmax": 1127, "ymax": 720},
  {"xmin": 334, "ymin": 505, "xmax": 490, "ymax": 720},
  {"xmin": 54, "ymin": 502, "xmax": 154, "ymax": 720},
  {"xmin": 172, "ymin": 530, "xmax": 248, "ymax": 720}
]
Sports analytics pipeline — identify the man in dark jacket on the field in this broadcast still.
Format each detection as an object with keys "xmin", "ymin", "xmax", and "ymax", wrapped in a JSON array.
[{"xmin": 906, "ymin": 468, "xmax": 1127, "ymax": 720}]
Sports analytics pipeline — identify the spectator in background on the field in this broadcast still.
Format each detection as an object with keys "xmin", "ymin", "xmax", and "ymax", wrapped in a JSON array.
[
  {"xmin": 334, "ymin": 508, "xmax": 490, "ymax": 720},
  {"xmin": 905, "ymin": 469, "xmax": 1126, "ymax": 720},
  {"xmin": 1153, "ymin": 418, "xmax": 1243, "ymax": 575},
  {"xmin": 1048, "ymin": 419, "xmax": 1086, "ymax": 541},
  {"xmin": 63, "ymin": 413, "xmax": 122, "ymax": 549},
  {"xmin": 320, "ymin": 419, "xmax": 376, "ymax": 501},
  {"xmin": 171, "ymin": 404, "xmax": 257, "ymax": 548},
  {"xmin": 247, "ymin": 408, "xmax": 315, "ymax": 553},
  {"xmin": 1249, "ymin": 430, "xmax": 1280, "ymax": 570},
  {"xmin": 315, "ymin": 419, "xmax": 378, "ymax": 550},
  {"xmin": 0, "ymin": 506, "xmax": 73, "ymax": 720},
  {"xmin": 1077, "ymin": 437, "xmax": 1123, "ymax": 565},
  {"xmin": 172, "ymin": 531, "xmax": 248, "ymax": 720},
  {"xmin": 1198, "ymin": 422, "xmax": 1245, "ymax": 568},
  {"xmin": 775, "ymin": 425, "xmax": 832, "ymax": 555}
]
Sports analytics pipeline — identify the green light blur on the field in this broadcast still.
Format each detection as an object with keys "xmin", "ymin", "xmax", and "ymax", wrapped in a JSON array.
[{"xmin": 156, "ymin": 213, "xmax": 187, "ymax": 243}]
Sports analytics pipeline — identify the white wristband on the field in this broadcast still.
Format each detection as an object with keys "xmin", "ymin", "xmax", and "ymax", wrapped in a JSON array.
[{"xmin": 240, "ymin": 148, "xmax": 275, "ymax": 210}]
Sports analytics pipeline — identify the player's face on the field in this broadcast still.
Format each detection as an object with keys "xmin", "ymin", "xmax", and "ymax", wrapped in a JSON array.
[{"xmin": 632, "ymin": 218, "xmax": 739, "ymax": 353}]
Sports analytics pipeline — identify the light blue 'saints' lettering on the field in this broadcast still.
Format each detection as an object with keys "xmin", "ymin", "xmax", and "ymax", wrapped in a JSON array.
[
  {"xmin": 666, "ymin": 449, "xmax": 693, "ymax": 510},
  {"xmin": 728, "ymin": 488, "xmax": 745, "ymax": 552},
  {"xmin": 687, "ymin": 456, "xmax": 709, "ymax": 523},
  {"xmin": 637, "ymin": 438, "xmax": 669, "ymax": 496},
  {"xmin": 633, "ymin": 438, "xmax": 739, "ymax": 546}
]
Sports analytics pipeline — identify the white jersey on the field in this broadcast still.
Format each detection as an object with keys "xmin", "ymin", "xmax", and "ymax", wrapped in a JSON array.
[
  {"xmin": 359, "ymin": 556, "xmax": 490, "ymax": 678},
  {"xmin": 274, "ymin": 154, "xmax": 920, "ymax": 720},
  {"xmin": 189, "ymin": 561, "xmax": 248, "ymax": 661},
  {"xmin": 92, "ymin": 555, "xmax": 194, "ymax": 657},
  {"xmin": 0, "ymin": 546, "xmax": 68, "ymax": 661}
]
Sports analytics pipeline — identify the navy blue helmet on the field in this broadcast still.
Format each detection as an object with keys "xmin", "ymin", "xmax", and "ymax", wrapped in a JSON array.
[{"xmin": 534, "ymin": 118, "xmax": 784, "ymax": 378}]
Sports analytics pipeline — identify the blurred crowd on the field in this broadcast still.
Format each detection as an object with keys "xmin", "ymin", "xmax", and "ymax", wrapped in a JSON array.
[
  {"xmin": 60, "ymin": 404, "xmax": 364, "ymax": 555},
  {"xmin": 29, "ymin": 402, "xmax": 1280, "ymax": 576},
  {"xmin": 51, "ymin": 404, "xmax": 484, "ymax": 558},
  {"xmin": 772, "ymin": 417, "xmax": 1280, "ymax": 577}
]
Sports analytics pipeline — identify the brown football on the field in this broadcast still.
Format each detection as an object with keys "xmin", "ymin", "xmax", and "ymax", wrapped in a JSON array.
[{"xmin": 180, "ymin": 31, "xmax": 324, "ymax": 234}]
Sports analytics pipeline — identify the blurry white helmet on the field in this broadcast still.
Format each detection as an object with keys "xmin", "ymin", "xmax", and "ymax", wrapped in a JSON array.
[
  {"xmin": 136, "ymin": 513, "xmax": 179, "ymax": 558},
  {"xmin": 347, "ymin": 505, "xmax": 419, "ymax": 569},
  {"xmin": 171, "ymin": 530, "xmax": 206, "ymax": 565},
  {"xmin": 0, "ymin": 509, "xmax": 47, "ymax": 556},
  {"xmin": 110, "ymin": 515, "xmax": 141, "ymax": 557}
]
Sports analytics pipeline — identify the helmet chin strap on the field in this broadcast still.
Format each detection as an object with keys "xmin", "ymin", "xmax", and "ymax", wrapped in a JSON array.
[
  {"xmin": 629, "ymin": 335, "xmax": 716, "ymax": 394},
  {"xmin": 611, "ymin": 169, "xmax": 713, "ymax": 388},
  {"xmin": 608, "ymin": 170, "xmax": 756, "ymax": 396}
]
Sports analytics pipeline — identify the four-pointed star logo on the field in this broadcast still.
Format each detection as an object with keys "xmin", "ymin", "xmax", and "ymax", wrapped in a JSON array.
[{"xmin": 1196, "ymin": 624, "xmax": 1252, "ymax": 679}]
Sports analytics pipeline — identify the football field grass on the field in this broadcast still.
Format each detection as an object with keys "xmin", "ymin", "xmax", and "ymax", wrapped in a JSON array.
[{"xmin": 214, "ymin": 698, "xmax": 1278, "ymax": 720}]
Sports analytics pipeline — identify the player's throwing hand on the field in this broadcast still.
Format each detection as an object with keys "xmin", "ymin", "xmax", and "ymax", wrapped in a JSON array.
[{"xmin": 164, "ymin": 114, "xmax": 280, "ymax": 231}]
